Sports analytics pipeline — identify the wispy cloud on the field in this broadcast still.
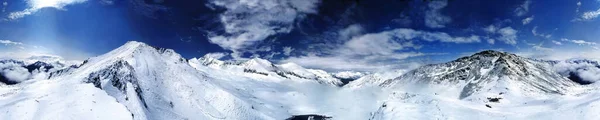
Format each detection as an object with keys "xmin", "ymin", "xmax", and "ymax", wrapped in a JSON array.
[
  {"xmin": 0, "ymin": 40, "xmax": 23, "ymax": 46},
  {"xmin": 483, "ymin": 24, "xmax": 519, "ymax": 45},
  {"xmin": 576, "ymin": 1, "xmax": 582, "ymax": 13},
  {"xmin": 552, "ymin": 40, "xmax": 562, "ymax": 45},
  {"xmin": 282, "ymin": 47, "xmax": 294, "ymax": 56},
  {"xmin": 580, "ymin": 10, "xmax": 600, "ymax": 20},
  {"xmin": 2, "ymin": 1, "xmax": 7, "ymax": 13},
  {"xmin": 424, "ymin": 0, "xmax": 451, "ymax": 28},
  {"xmin": 8, "ymin": 0, "xmax": 88, "ymax": 20},
  {"xmin": 497, "ymin": 27, "xmax": 518, "ymax": 45},
  {"xmin": 561, "ymin": 38, "xmax": 597, "ymax": 45},
  {"xmin": 207, "ymin": 0, "xmax": 320, "ymax": 51},
  {"xmin": 522, "ymin": 16, "xmax": 534, "ymax": 25},
  {"xmin": 531, "ymin": 26, "xmax": 552, "ymax": 38},
  {"xmin": 514, "ymin": 0, "xmax": 532, "ymax": 16},
  {"xmin": 282, "ymin": 28, "xmax": 479, "ymax": 72}
]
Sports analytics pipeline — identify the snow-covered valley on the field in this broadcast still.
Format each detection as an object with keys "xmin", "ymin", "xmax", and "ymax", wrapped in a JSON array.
[{"xmin": 1, "ymin": 41, "xmax": 600, "ymax": 120}]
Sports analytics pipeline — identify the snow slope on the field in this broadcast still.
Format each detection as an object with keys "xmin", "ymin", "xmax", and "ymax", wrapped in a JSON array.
[
  {"xmin": 188, "ymin": 55, "xmax": 343, "ymax": 86},
  {"xmin": 2, "ymin": 42, "xmax": 600, "ymax": 120}
]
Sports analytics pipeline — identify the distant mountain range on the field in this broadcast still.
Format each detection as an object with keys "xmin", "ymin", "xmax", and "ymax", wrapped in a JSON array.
[{"xmin": 1, "ymin": 41, "xmax": 599, "ymax": 120}]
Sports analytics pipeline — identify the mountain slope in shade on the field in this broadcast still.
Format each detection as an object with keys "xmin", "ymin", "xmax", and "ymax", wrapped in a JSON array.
[{"xmin": 1, "ymin": 42, "xmax": 600, "ymax": 120}]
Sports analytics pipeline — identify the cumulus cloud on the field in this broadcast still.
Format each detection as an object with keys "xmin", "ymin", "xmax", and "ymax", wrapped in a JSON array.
[
  {"xmin": 522, "ymin": 16, "xmax": 534, "ymax": 25},
  {"xmin": 552, "ymin": 61, "xmax": 600, "ymax": 83},
  {"xmin": 0, "ymin": 63, "xmax": 31, "ymax": 83},
  {"xmin": 8, "ymin": 0, "xmax": 88, "ymax": 20},
  {"xmin": 424, "ymin": 0, "xmax": 451, "ymax": 28},
  {"xmin": 207, "ymin": 0, "xmax": 320, "ymax": 51},
  {"xmin": 514, "ymin": 0, "xmax": 531, "ymax": 16}
]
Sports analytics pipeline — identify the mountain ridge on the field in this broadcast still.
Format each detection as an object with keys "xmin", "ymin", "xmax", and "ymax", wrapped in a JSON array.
[{"xmin": 2, "ymin": 42, "xmax": 600, "ymax": 120}]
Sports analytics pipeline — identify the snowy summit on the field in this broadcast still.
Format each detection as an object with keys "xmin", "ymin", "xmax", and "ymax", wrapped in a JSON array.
[{"xmin": 1, "ymin": 41, "xmax": 600, "ymax": 120}]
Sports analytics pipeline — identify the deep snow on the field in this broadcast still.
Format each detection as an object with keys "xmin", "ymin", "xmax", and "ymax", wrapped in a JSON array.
[{"xmin": 1, "ymin": 42, "xmax": 600, "ymax": 120}]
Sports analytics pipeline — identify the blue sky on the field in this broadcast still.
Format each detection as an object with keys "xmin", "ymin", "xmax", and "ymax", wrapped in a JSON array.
[{"xmin": 0, "ymin": 0, "xmax": 599, "ymax": 72}]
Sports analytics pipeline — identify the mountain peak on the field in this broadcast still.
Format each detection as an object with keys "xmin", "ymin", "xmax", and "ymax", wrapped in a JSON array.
[{"xmin": 472, "ymin": 50, "xmax": 510, "ymax": 57}]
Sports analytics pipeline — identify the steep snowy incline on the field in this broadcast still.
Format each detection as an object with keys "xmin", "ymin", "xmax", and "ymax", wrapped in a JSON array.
[
  {"xmin": 54, "ymin": 41, "xmax": 291, "ymax": 120},
  {"xmin": 344, "ymin": 70, "xmax": 407, "ymax": 89},
  {"xmin": 378, "ymin": 50, "xmax": 580, "ymax": 100},
  {"xmin": 365, "ymin": 50, "xmax": 600, "ymax": 120}
]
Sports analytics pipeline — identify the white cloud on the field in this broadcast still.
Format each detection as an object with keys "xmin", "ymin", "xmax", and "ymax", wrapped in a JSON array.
[
  {"xmin": 552, "ymin": 60, "xmax": 600, "ymax": 83},
  {"xmin": 282, "ymin": 28, "xmax": 478, "ymax": 72},
  {"xmin": 8, "ymin": 0, "xmax": 88, "ymax": 20},
  {"xmin": 581, "ymin": 10, "xmax": 600, "ymax": 20},
  {"xmin": 514, "ymin": 0, "xmax": 532, "ymax": 16},
  {"xmin": 283, "ymin": 54, "xmax": 424, "ymax": 72},
  {"xmin": 283, "ymin": 47, "xmax": 294, "ymax": 56},
  {"xmin": 561, "ymin": 38, "xmax": 597, "ymax": 45},
  {"xmin": 203, "ymin": 52, "xmax": 228, "ymax": 59},
  {"xmin": 570, "ymin": 40, "xmax": 597, "ymax": 45},
  {"xmin": 207, "ymin": 0, "xmax": 320, "ymax": 51},
  {"xmin": 483, "ymin": 25, "xmax": 519, "ymax": 45},
  {"xmin": 424, "ymin": 0, "xmax": 451, "ymax": 28},
  {"xmin": 0, "ymin": 40, "xmax": 90, "ymax": 60},
  {"xmin": 487, "ymin": 38, "xmax": 495, "ymax": 44},
  {"xmin": 0, "ymin": 40, "xmax": 23, "ymax": 45},
  {"xmin": 576, "ymin": 1, "xmax": 582, "ymax": 12},
  {"xmin": 338, "ymin": 24, "xmax": 364, "ymax": 41},
  {"xmin": 483, "ymin": 25, "xmax": 497, "ymax": 33},
  {"xmin": 0, "ymin": 64, "xmax": 30, "ymax": 83},
  {"xmin": 2, "ymin": 2, "xmax": 7, "ymax": 13},
  {"xmin": 421, "ymin": 32, "xmax": 481, "ymax": 43},
  {"xmin": 518, "ymin": 48, "xmax": 600, "ymax": 61},
  {"xmin": 552, "ymin": 40, "xmax": 562, "ymax": 45},
  {"xmin": 497, "ymin": 27, "xmax": 518, "ymax": 45},
  {"xmin": 522, "ymin": 16, "xmax": 534, "ymax": 25},
  {"xmin": 531, "ymin": 44, "xmax": 553, "ymax": 52}
]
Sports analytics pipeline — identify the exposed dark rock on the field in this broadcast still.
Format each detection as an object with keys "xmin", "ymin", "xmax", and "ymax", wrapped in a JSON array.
[
  {"xmin": 487, "ymin": 97, "xmax": 502, "ymax": 103},
  {"xmin": 286, "ymin": 114, "xmax": 332, "ymax": 120}
]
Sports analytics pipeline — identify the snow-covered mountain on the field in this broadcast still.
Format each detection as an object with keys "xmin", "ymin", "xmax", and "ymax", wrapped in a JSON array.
[
  {"xmin": 378, "ymin": 50, "xmax": 579, "ymax": 98},
  {"xmin": 2, "ymin": 42, "xmax": 600, "ymax": 120},
  {"xmin": 188, "ymin": 55, "xmax": 344, "ymax": 86}
]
